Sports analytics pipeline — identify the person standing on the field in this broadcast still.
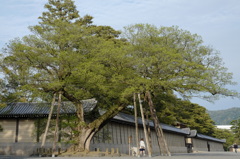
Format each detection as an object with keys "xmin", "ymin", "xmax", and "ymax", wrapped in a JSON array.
[
  {"xmin": 233, "ymin": 143, "xmax": 238, "ymax": 153},
  {"xmin": 139, "ymin": 138, "xmax": 146, "ymax": 156}
]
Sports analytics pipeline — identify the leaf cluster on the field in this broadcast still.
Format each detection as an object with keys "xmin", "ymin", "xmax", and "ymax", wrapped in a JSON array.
[{"xmin": 149, "ymin": 91, "xmax": 215, "ymax": 135}]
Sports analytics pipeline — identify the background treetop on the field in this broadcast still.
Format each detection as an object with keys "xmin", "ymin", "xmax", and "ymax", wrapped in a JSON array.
[{"xmin": 121, "ymin": 24, "xmax": 238, "ymax": 101}]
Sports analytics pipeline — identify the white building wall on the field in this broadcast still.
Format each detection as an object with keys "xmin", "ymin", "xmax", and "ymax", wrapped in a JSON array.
[
  {"xmin": 192, "ymin": 138, "xmax": 208, "ymax": 152},
  {"xmin": 90, "ymin": 121, "xmax": 188, "ymax": 154},
  {"xmin": 208, "ymin": 141, "xmax": 224, "ymax": 151},
  {"xmin": 18, "ymin": 119, "xmax": 35, "ymax": 142},
  {"xmin": 0, "ymin": 118, "xmax": 225, "ymax": 156},
  {"xmin": 192, "ymin": 138, "xmax": 224, "ymax": 152},
  {"xmin": 165, "ymin": 133, "xmax": 187, "ymax": 153},
  {"xmin": 0, "ymin": 119, "xmax": 16, "ymax": 143}
]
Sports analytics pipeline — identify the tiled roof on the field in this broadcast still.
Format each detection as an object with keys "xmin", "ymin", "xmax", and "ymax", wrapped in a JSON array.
[
  {"xmin": 0, "ymin": 100, "xmax": 225, "ymax": 143},
  {"xmin": 112, "ymin": 112, "xmax": 225, "ymax": 143},
  {"xmin": 0, "ymin": 99, "xmax": 97, "ymax": 118},
  {"xmin": 112, "ymin": 112, "xmax": 190, "ymax": 135},
  {"xmin": 196, "ymin": 133, "xmax": 226, "ymax": 143}
]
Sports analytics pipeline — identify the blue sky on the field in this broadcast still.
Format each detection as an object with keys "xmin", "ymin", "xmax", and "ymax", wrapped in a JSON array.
[{"xmin": 0, "ymin": 0, "xmax": 240, "ymax": 110}]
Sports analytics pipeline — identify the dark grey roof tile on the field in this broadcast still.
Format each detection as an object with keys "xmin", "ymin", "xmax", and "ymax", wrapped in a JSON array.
[{"xmin": 0, "ymin": 99, "xmax": 97, "ymax": 117}]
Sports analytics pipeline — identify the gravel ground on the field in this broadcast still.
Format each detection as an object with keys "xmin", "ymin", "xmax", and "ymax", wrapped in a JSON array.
[{"xmin": 0, "ymin": 152, "xmax": 240, "ymax": 159}]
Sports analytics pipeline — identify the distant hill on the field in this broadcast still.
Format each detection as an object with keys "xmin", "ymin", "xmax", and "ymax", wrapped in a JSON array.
[{"xmin": 207, "ymin": 107, "xmax": 240, "ymax": 125}]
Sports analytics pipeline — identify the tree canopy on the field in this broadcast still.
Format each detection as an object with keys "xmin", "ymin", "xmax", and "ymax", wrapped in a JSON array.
[
  {"xmin": 121, "ymin": 24, "xmax": 237, "ymax": 100},
  {"xmin": 151, "ymin": 93, "xmax": 215, "ymax": 135},
  {"xmin": 0, "ymin": 0, "xmax": 134, "ymax": 151}
]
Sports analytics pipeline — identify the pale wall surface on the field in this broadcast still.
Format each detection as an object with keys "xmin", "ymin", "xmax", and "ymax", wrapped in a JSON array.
[
  {"xmin": 90, "ymin": 122, "xmax": 188, "ymax": 154},
  {"xmin": 0, "ymin": 119, "xmax": 224, "ymax": 156},
  {"xmin": 0, "ymin": 120, "xmax": 16, "ymax": 143},
  {"xmin": 192, "ymin": 138, "xmax": 224, "ymax": 152}
]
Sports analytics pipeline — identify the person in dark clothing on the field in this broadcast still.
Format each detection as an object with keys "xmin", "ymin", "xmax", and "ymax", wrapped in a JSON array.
[{"xmin": 233, "ymin": 143, "xmax": 238, "ymax": 153}]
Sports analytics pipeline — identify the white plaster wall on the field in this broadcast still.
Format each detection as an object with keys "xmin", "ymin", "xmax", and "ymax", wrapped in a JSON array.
[
  {"xmin": 18, "ymin": 119, "xmax": 35, "ymax": 142},
  {"xmin": 0, "ymin": 120, "xmax": 16, "ymax": 143},
  {"xmin": 192, "ymin": 138, "xmax": 208, "ymax": 152},
  {"xmin": 91, "ymin": 121, "xmax": 188, "ymax": 155},
  {"xmin": 208, "ymin": 141, "xmax": 224, "ymax": 151}
]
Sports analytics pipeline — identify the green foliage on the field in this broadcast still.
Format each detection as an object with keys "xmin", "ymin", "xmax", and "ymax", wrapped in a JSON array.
[
  {"xmin": 0, "ymin": 78, "xmax": 26, "ymax": 103},
  {"xmin": 59, "ymin": 115, "xmax": 79, "ymax": 144},
  {"xmin": 120, "ymin": 23, "xmax": 237, "ymax": 136},
  {"xmin": 34, "ymin": 118, "xmax": 57, "ymax": 142},
  {"xmin": 151, "ymin": 92, "xmax": 215, "ymax": 135},
  {"xmin": 33, "ymin": 116, "xmax": 79, "ymax": 144},
  {"xmin": 0, "ymin": 1, "xmax": 135, "ymax": 150},
  {"xmin": 174, "ymin": 101, "xmax": 215, "ymax": 135},
  {"xmin": 93, "ymin": 127, "xmax": 112, "ymax": 144},
  {"xmin": 231, "ymin": 119, "xmax": 240, "ymax": 143},
  {"xmin": 212, "ymin": 128, "xmax": 234, "ymax": 151},
  {"xmin": 0, "ymin": 0, "xmax": 134, "ymax": 107},
  {"xmin": 1, "ymin": 2, "xmax": 237, "ymax": 114},
  {"xmin": 208, "ymin": 107, "xmax": 240, "ymax": 125},
  {"xmin": 122, "ymin": 24, "xmax": 238, "ymax": 100}
]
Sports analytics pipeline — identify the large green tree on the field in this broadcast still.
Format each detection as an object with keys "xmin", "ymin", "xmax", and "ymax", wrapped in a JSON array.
[
  {"xmin": 121, "ymin": 24, "xmax": 238, "ymax": 154},
  {"xmin": 122, "ymin": 24, "xmax": 237, "ymax": 99},
  {"xmin": 0, "ymin": 0, "xmax": 134, "ymax": 151}
]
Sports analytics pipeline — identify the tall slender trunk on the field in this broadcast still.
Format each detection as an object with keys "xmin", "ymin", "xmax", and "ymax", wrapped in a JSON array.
[
  {"xmin": 138, "ymin": 93, "xmax": 152, "ymax": 157},
  {"xmin": 146, "ymin": 111, "xmax": 152, "ymax": 154},
  {"xmin": 53, "ymin": 92, "xmax": 62, "ymax": 153},
  {"xmin": 133, "ymin": 93, "xmax": 140, "ymax": 156},
  {"xmin": 41, "ymin": 93, "xmax": 56, "ymax": 148},
  {"xmin": 146, "ymin": 91, "xmax": 171, "ymax": 156}
]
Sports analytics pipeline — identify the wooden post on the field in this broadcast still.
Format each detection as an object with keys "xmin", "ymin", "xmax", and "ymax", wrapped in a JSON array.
[
  {"xmin": 111, "ymin": 148, "xmax": 114, "ymax": 154},
  {"xmin": 128, "ymin": 135, "xmax": 132, "ymax": 156},
  {"xmin": 146, "ymin": 111, "xmax": 153, "ymax": 154},
  {"xmin": 138, "ymin": 93, "xmax": 152, "ymax": 157},
  {"xmin": 133, "ymin": 93, "xmax": 140, "ymax": 157},
  {"xmin": 146, "ymin": 91, "xmax": 171, "ymax": 156},
  {"xmin": 41, "ymin": 93, "xmax": 56, "ymax": 148},
  {"xmin": 105, "ymin": 148, "xmax": 109, "ymax": 155},
  {"xmin": 53, "ymin": 92, "xmax": 62, "ymax": 154}
]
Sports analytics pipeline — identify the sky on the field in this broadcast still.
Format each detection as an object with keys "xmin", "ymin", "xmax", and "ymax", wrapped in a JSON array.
[{"xmin": 0, "ymin": 0, "xmax": 240, "ymax": 110}]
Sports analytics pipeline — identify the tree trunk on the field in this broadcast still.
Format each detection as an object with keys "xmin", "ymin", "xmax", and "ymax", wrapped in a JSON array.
[
  {"xmin": 76, "ymin": 102, "xmax": 86, "ymax": 151},
  {"xmin": 41, "ymin": 93, "xmax": 56, "ymax": 148},
  {"xmin": 84, "ymin": 131, "xmax": 96, "ymax": 151},
  {"xmin": 62, "ymin": 90, "xmax": 128, "ymax": 152},
  {"xmin": 146, "ymin": 111, "xmax": 152, "ymax": 154},
  {"xmin": 133, "ymin": 93, "xmax": 140, "ymax": 156},
  {"xmin": 75, "ymin": 104, "xmax": 126, "ymax": 152},
  {"xmin": 145, "ymin": 91, "xmax": 171, "ymax": 156},
  {"xmin": 138, "ymin": 93, "xmax": 152, "ymax": 157},
  {"xmin": 77, "ymin": 128, "xmax": 95, "ymax": 151},
  {"xmin": 53, "ymin": 92, "xmax": 62, "ymax": 153}
]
